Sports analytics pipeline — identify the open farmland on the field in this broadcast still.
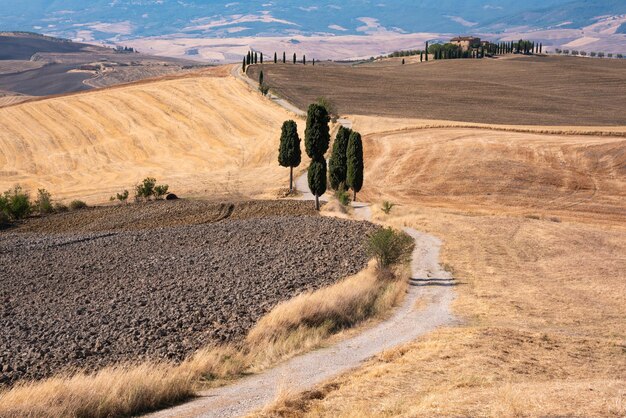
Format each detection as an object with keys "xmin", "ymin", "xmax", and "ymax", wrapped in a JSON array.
[
  {"xmin": 0, "ymin": 66, "xmax": 306, "ymax": 204},
  {"xmin": 247, "ymin": 56, "xmax": 626, "ymax": 126},
  {"xmin": 254, "ymin": 115, "xmax": 626, "ymax": 417},
  {"xmin": 0, "ymin": 200, "xmax": 375, "ymax": 386}
]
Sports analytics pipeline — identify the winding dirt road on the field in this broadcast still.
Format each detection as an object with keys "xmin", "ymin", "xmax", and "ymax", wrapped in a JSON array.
[{"xmin": 148, "ymin": 67, "xmax": 457, "ymax": 418}]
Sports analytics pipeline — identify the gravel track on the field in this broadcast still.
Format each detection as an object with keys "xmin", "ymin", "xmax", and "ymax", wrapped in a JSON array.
[{"xmin": 0, "ymin": 212, "xmax": 374, "ymax": 386}]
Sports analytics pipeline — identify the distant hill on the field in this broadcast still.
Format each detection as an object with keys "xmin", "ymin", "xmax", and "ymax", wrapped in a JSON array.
[
  {"xmin": 1, "ymin": 0, "xmax": 625, "ymax": 42},
  {"xmin": 0, "ymin": 32, "xmax": 100, "ymax": 60}
]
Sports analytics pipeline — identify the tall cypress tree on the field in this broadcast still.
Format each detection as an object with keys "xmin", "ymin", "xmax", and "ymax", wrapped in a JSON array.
[
  {"xmin": 254, "ymin": 52, "xmax": 258, "ymax": 64},
  {"xmin": 425, "ymin": 41, "xmax": 429, "ymax": 61},
  {"xmin": 346, "ymin": 131, "xmax": 364, "ymax": 201},
  {"xmin": 303, "ymin": 55, "xmax": 306, "ymax": 65},
  {"xmin": 305, "ymin": 103, "xmax": 330, "ymax": 210},
  {"xmin": 540, "ymin": 43, "xmax": 543, "ymax": 54},
  {"xmin": 293, "ymin": 53, "xmax": 297, "ymax": 64},
  {"xmin": 313, "ymin": 58, "xmax": 315, "ymax": 66},
  {"xmin": 420, "ymin": 51, "xmax": 423, "ymax": 62},
  {"xmin": 259, "ymin": 70, "xmax": 264, "ymax": 86},
  {"xmin": 260, "ymin": 52, "xmax": 263, "ymax": 63},
  {"xmin": 328, "ymin": 126, "xmax": 352, "ymax": 190},
  {"xmin": 274, "ymin": 52, "xmax": 277, "ymax": 63},
  {"xmin": 283, "ymin": 51, "xmax": 286, "ymax": 63},
  {"xmin": 278, "ymin": 120, "xmax": 301, "ymax": 192},
  {"xmin": 247, "ymin": 51, "xmax": 251, "ymax": 65},
  {"xmin": 242, "ymin": 56, "xmax": 246, "ymax": 72}
]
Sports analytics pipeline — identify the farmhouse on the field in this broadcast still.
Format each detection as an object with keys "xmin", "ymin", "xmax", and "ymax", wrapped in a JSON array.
[{"xmin": 450, "ymin": 36, "xmax": 481, "ymax": 51}]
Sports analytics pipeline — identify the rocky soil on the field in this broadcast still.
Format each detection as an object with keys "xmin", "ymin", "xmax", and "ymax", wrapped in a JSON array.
[{"xmin": 0, "ymin": 201, "xmax": 374, "ymax": 386}]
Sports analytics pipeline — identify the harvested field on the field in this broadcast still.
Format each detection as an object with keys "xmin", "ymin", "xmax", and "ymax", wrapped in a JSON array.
[
  {"xmin": 0, "ymin": 201, "xmax": 375, "ymax": 387},
  {"xmin": 247, "ymin": 56, "xmax": 626, "ymax": 125},
  {"xmin": 350, "ymin": 117, "xmax": 626, "ymax": 225},
  {"xmin": 0, "ymin": 67, "xmax": 305, "ymax": 203}
]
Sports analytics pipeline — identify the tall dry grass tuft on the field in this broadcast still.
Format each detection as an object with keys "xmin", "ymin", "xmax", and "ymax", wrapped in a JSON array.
[
  {"xmin": 0, "ymin": 262, "xmax": 408, "ymax": 418},
  {"xmin": 0, "ymin": 362, "xmax": 193, "ymax": 418}
]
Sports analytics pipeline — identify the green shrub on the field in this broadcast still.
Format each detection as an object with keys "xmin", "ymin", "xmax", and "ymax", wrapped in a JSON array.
[
  {"xmin": 0, "ymin": 211, "xmax": 9, "ymax": 227},
  {"xmin": 381, "ymin": 201, "xmax": 395, "ymax": 214},
  {"xmin": 116, "ymin": 189, "xmax": 129, "ymax": 203},
  {"xmin": 135, "ymin": 177, "xmax": 157, "ymax": 201},
  {"xmin": 154, "ymin": 185, "xmax": 169, "ymax": 200},
  {"xmin": 1, "ymin": 185, "xmax": 31, "ymax": 220},
  {"xmin": 69, "ymin": 200, "xmax": 88, "ymax": 210},
  {"xmin": 34, "ymin": 188, "xmax": 54, "ymax": 214},
  {"xmin": 367, "ymin": 227, "xmax": 414, "ymax": 270},
  {"xmin": 259, "ymin": 83, "xmax": 270, "ymax": 96},
  {"xmin": 335, "ymin": 189, "xmax": 351, "ymax": 206}
]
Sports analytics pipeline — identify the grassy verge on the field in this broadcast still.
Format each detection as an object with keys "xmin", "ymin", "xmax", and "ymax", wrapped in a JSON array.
[{"xmin": 0, "ymin": 262, "xmax": 408, "ymax": 418}]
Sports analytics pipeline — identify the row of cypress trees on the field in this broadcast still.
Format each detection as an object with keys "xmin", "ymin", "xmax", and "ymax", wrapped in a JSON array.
[
  {"xmin": 244, "ymin": 51, "xmax": 314, "ymax": 72},
  {"xmin": 278, "ymin": 105, "xmax": 363, "ymax": 210}
]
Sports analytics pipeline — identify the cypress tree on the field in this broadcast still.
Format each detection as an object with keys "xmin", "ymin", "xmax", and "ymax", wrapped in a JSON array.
[
  {"xmin": 274, "ymin": 52, "xmax": 277, "ymax": 63},
  {"xmin": 283, "ymin": 51, "xmax": 286, "ymax": 63},
  {"xmin": 254, "ymin": 52, "xmax": 258, "ymax": 64},
  {"xmin": 346, "ymin": 131, "xmax": 364, "ymax": 201},
  {"xmin": 540, "ymin": 43, "xmax": 543, "ymax": 54},
  {"xmin": 293, "ymin": 53, "xmax": 297, "ymax": 64},
  {"xmin": 307, "ymin": 160, "xmax": 327, "ymax": 210},
  {"xmin": 420, "ymin": 51, "xmax": 423, "ymax": 62},
  {"xmin": 425, "ymin": 41, "xmax": 429, "ymax": 61},
  {"xmin": 242, "ymin": 56, "xmax": 246, "ymax": 72},
  {"xmin": 402, "ymin": 58, "xmax": 405, "ymax": 64},
  {"xmin": 278, "ymin": 120, "xmax": 301, "ymax": 192},
  {"xmin": 259, "ymin": 70, "xmax": 264, "ymax": 86},
  {"xmin": 305, "ymin": 103, "xmax": 330, "ymax": 210},
  {"xmin": 313, "ymin": 58, "xmax": 315, "ymax": 66},
  {"xmin": 260, "ymin": 52, "xmax": 263, "ymax": 63},
  {"xmin": 328, "ymin": 126, "xmax": 352, "ymax": 190},
  {"xmin": 303, "ymin": 55, "xmax": 306, "ymax": 65},
  {"xmin": 247, "ymin": 51, "xmax": 251, "ymax": 65}
]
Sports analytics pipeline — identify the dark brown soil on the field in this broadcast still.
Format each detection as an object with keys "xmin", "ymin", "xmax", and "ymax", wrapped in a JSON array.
[
  {"xmin": 0, "ymin": 200, "xmax": 374, "ymax": 386},
  {"xmin": 248, "ymin": 56, "xmax": 626, "ymax": 126}
]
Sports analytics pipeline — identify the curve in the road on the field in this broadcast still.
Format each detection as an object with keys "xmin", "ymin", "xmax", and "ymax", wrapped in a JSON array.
[{"xmin": 148, "ymin": 66, "xmax": 457, "ymax": 418}]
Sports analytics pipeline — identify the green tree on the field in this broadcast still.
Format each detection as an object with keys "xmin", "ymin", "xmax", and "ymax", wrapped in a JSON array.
[
  {"xmin": 303, "ymin": 55, "xmax": 306, "ymax": 65},
  {"xmin": 274, "ymin": 52, "xmax": 277, "ymax": 63},
  {"xmin": 346, "ymin": 131, "xmax": 364, "ymax": 201},
  {"xmin": 242, "ymin": 56, "xmax": 246, "ymax": 72},
  {"xmin": 260, "ymin": 52, "xmax": 263, "ymax": 63},
  {"xmin": 259, "ymin": 70, "xmax": 264, "ymax": 86},
  {"xmin": 293, "ymin": 53, "xmax": 297, "ymax": 64},
  {"xmin": 425, "ymin": 41, "xmax": 429, "ymax": 61},
  {"xmin": 305, "ymin": 103, "xmax": 330, "ymax": 210},
  {"xmin": 278, "ymin": 120, "xmax": 301, "ymax": 192},
  {"xmin": 328, "ymin": 126, "xmax": 352, "ymax": 190},
  {"xmin": 283, "ymin": 51, "xmax": 286, "ymax": 63},
  {"xmin": 308, "ymin": 159, "xmax": 327, "ymax": 210},
  {"xmin": 247, "ymin": 51, "xmax": 251, "ymax": 65}
]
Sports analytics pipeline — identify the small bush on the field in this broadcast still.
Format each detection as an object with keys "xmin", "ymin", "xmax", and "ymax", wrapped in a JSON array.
[
  {"xmin": 334, "ymin": 183, "xmax": 351, "ymax": 206},
  {"xmin": 69, "ymin": 200, "xmax": 88, "ymax": 210},
  {"xmin": 34, "ymin": 188, "xmax": 54, "ymax": 214},
  {"xmin": 381, "ymin": 201, "xmax": 395, "ymax": 214},
  {"xmin": 116, "ymin": 189, "xmax": 129, "ymax": 203},
  {"xmin": 154, "ymin": 185, "xmax": 169, "ymax": 200},
  {"xmin": 1, "ymin": 185, "xmax": 31, "ymax": 220},
  {"xmin": 135, "ymin": 177, "xmax": 157, "ymax": 201},
  {"xmin": 367, "ymin": 227, "xmax": 414, "ymax": 271},
  {"xmin": 316, "ymin": 96, "xmax": 338, "ymax": 122},
  {"xmin": 259, "ymin": 83, "xmax": 270, "ymax": 96},
  {"xmin": 0, "ymin": 211, "xmax": 9, "ymax": 227}
]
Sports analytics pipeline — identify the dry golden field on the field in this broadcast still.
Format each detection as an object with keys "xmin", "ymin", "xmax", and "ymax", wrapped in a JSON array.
[
  {"xmin": 0, "ymin": 66, "xmax": 305, "ymax": 203},
  {"xmin": 255, "ymin": 116, "xmax": 626, "ymax": 417}
]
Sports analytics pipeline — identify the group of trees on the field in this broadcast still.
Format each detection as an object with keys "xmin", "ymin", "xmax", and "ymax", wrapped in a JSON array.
[
  {"xmin": 554, "ymin": 49, "xmax": 623, "ymax": 59},
  {"xmin": 278, "ymin": 103, "xmax": 363, "ymax": 210},
  {"xmin": 0, "ymin": 186, "xmax": 87, "ymax": 226},
  {"xmin": 427, "ymin": 39, "xmax": 542, "ymax": 60},
  {"xmin": 244, "ymin": 50, "xmax": 314, "ymax": 72}
]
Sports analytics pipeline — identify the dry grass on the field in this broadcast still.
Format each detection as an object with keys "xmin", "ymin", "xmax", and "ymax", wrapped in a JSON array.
[
  {"xmin": 254, "ymin": 121, "xmax": 626, "ymax": 417},
  {"xmin": 0, "ymin": 262, "xmax": 408, "ymax": 418},
  {"xmin": 0, "ymin": 66, "xmax": 305, "ymax": 204}
]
